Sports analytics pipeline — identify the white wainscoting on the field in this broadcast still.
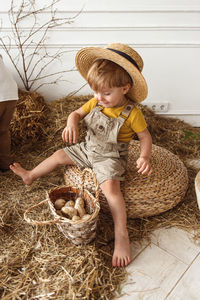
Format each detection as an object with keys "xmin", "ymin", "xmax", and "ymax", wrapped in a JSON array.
[{"xmin": 0, "ymin": 0, "xmax": 200, "ymax": 125}]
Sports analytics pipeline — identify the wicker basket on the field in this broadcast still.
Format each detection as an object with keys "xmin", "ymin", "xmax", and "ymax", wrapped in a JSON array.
[
  {"xmin": 64, "ymin": 141, "xmax": 188, "ymax": 218},
  {"xmin": 24, "ymin": 168, "xmax": 100, "ymax": 245}
]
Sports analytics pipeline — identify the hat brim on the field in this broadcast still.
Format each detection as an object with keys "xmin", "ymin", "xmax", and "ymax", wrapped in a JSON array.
[{"xmin": 75, "ymin": 47, "xmax": 148, "ymax": 102}]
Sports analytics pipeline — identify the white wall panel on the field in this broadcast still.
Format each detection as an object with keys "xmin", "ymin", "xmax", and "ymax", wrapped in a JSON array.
[
  {"xmin": 3, "ymin": 30, "xmax": 199, "ymax": 46},
  {"xmin": 2, "ymin": 0, "xmax": 200, "ymax": 12},
  {"xmin": 1, "ymin": 12, "xmax": 200, "ymax": 28},
  {"xmin": 0, "ymin": 0, "xmax": 200, "ymax": 124}
]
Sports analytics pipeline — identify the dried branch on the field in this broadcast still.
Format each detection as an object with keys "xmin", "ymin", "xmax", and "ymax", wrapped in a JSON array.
[{"xmin": 0, "ymin": 0, "xmax": 81, "ymax": 91}]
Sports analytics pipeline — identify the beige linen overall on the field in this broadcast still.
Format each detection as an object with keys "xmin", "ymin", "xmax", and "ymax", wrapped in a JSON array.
[{"xmin": 64, "ymin": 101, "xmax": 134, "ymax": 184}]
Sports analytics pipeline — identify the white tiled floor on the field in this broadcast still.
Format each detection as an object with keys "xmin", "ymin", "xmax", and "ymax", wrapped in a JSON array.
[{"xmin": 114, "ymin": 227, "xmax": 200, "ymax": 300}]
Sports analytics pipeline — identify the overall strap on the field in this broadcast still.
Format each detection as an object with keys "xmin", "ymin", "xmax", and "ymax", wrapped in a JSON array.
[
  {"xmin": 118, "ymin": 100, "xmax": 135, "ymax": 122},
  {"xmin": 97, "ymin": 104, "xmax": 104, "ymax": 111},
  {"xmin": 96, "ymin": 101, "xmax": 134, "ymax": 120}
]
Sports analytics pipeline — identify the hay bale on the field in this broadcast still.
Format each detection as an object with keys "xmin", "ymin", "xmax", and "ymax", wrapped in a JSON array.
[{"xmin": 10, "ymin": 89, "xmax": 50, "ymax": 147}]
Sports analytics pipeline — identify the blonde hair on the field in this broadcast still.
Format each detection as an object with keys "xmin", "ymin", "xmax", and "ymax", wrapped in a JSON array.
[{"xmin": 87, "ymin": 59, "xmax": 133, "ymax": 92}]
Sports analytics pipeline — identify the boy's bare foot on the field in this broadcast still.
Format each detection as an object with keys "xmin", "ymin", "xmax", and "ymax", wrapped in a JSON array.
[
  {"xmin": 112, "ymin": 229, "xmax": 131, "ymax": 267},
  {"xmin": 10, "ymin": 163, "xmax": 34, "ymax": 185}
]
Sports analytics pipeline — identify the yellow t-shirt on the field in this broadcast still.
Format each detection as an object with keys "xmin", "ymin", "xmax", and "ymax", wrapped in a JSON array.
[{"xmin": 82, "ymin": 97, "xmax": 147, "ymax": 142}]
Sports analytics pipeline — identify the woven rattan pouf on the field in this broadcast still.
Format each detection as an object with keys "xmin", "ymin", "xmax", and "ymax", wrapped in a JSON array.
[{"xmin": 64, "ymin": 140, "xmax": 188, "ymax": 219}]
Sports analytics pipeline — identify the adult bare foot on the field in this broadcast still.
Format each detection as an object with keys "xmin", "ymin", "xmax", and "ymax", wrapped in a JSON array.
[
  {"xmin": 10, "ymin": 163, "xmax": 33, "ymax": 185},
  {"xmin": 112, "ymin": 229, "xmax": 131, "ymax": 267}
]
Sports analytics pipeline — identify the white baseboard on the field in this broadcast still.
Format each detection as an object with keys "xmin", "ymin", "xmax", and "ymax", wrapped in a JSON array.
[{"xmin": 157, "ymin": 113, "xmax": 200, "ymax": 127}]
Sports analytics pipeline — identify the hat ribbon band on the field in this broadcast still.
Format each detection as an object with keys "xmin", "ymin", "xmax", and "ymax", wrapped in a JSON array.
[{"xmin": 107, "ymin": 48, "xmax": 140, "ymax": 71}]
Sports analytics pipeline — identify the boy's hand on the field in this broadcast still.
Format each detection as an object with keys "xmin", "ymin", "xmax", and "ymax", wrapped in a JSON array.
[
  {"xmin": 136, "ymin": 157, "xmax": 152, "ymax": 176},
  {"xmin": 62, "ymin": 108, "xmax": 86, "ymax": 144},
  {"xmin": 62, "ymin": 124, "xmax": 78, "ymax": 144}
]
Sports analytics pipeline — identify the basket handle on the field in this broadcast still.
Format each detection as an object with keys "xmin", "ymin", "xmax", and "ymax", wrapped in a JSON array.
[
  {"xmin": 81, "ymin": 168, "xmax": 100, "ymax": 202},
  {"xmin": 24, "ymin": 199, "xmax": 62, "ymax": 226}
]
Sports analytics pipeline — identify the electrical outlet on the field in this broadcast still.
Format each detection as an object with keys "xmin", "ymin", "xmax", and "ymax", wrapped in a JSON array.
[{"xmin": 147, "ymin": 102, "xmax": 169, "ymax": 112}]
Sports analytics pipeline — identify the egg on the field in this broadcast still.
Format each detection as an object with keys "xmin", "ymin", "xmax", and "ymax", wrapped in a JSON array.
[
  {"xmin": 75, "ymin": 197, "xmax": 84, "ymax": 207},
  {"xmin": 64, "ymin": 200, "xmax": 75, "ymax": 208},
  {"xmin": 75, "ymin": 197, "xmax": 86, "ymax": 218},
  {"xmin": 54, "ymin": 198, "xmax": 66, "ymax": 210},
  {"xmin": 61, "ymin": 206, "xmax": 78, "ymax": 218}
]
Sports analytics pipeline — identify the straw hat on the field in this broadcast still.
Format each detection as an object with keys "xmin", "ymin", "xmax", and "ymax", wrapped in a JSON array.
[{"xmin": 75, "ymin": 43, "xmax": 148, "ymax": 102}]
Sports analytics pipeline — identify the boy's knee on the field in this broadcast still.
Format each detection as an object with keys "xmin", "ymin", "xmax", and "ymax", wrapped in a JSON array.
[
  {"xmin": 100, "ymin": 179, "xmax": 121, "ymax": 196},
  {"xmin": 53, "ymin": 149, "xmax": 74, "ymax": 166},
  {"xmin": 53, "ymin": 149, "xmax": 66, "ymax": 163}
]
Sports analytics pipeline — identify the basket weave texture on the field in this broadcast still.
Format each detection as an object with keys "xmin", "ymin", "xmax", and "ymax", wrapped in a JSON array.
[
  {"xmin": 64, "ymin": 141, "xmax": 188, "ymax": 218},
  {"xmin": 24, "ymin": 168, "xmax": 100, "ymax": 245}
]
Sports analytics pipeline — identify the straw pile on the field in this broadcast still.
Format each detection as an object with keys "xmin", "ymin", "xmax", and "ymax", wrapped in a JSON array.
[
  {"xmin": 1, "ymin": 93, "xmax": 200, "ymax": 299},
  {"xmin": 10, "ymin": 89, "xmax": 50, "ymax": 147}
]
